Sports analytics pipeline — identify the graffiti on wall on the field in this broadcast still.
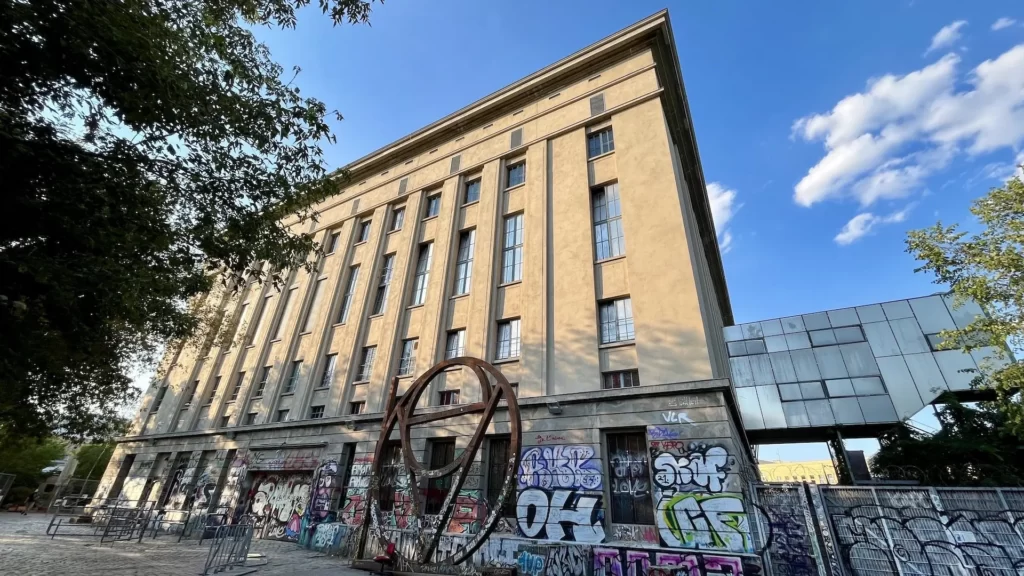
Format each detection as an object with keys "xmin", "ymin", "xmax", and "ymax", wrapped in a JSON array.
[
  {"xmin": 517, "ymin": 444, "xmax": 606, "ymax": 543},
  {"xmin": 593, "ymin": 546, "xmax": 757, "ymax": 576},
  {"xmin": 247, "ymin": 472, "xmax": 312, "ymax": 541},
  {"xmin": 518, "ymin": 446, "xmax": 603, "ymax": 490},
  {"xmin": 649, "ymin": 435, "xmax": 751, "ymax": 554},
  {"xmin": 309, "ymin": 460, "xmax": 338, "ymax": 521}
]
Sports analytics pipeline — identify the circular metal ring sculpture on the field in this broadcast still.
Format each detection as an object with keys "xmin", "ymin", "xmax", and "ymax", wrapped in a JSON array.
[{"xmin": 365, "ymin": 357, "xmax": 522, "ymax": 567}]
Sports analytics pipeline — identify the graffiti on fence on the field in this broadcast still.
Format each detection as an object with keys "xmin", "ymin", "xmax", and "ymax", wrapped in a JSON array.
[
  {"xmin": 592, "ymin": 546, "xmax": 756, "ymax": 576},
  {"xmin": 247, "ymin": 472, "xmax": 311, "ymax": 541},
  {"xmin": 516, "ymin": 487, "xmax": 606, "ymax": 543},
  {"xmin": 758, "ymin": 492, "xmax": 818, "ymax": 576},
  {"xmin": 518, "ymin": 445, "xmax": 603, "ymax": 490}
]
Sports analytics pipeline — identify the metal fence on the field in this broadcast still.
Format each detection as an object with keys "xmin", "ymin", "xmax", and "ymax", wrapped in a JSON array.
[
  {"xmin": 46, "ymin": 496, "xmax": 155, "ymax": 542},
  {"xmin": 0, "ymin": 472, "xmax": 14, "ymax": 507},
  {"xmin": 202, "ymin": 518, "xmax": 259, "ymax": 575}
]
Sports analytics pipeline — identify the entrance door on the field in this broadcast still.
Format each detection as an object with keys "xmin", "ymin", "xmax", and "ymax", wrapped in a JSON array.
[{"xmin": 244, "ymin": 470, "xmax": 314, "ymax": 541}]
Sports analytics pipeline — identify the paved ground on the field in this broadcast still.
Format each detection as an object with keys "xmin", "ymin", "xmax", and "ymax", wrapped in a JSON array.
[{"xmin": 0, "ymin": 512, "xmax": 367, "ymax": 575}]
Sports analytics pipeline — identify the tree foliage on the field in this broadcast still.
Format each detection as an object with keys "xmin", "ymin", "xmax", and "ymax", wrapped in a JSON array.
[
  {"xmin": 0, "ymin": 0, "xmax": 378, "ymax": 440},
  {"xmin": 906, "ymin": 174, "xmax": 1024, "ymax": 435},
  {"xmin": 0, "ymin": 436, "xmax": 66, "ymax": 496},
  {"xmin": 872, "ymin": 396, "xmax": 1024, "ymax": 486},
  {"xmin": 73, "ymin": 442, "xmax": 117, "ymax": 482}
]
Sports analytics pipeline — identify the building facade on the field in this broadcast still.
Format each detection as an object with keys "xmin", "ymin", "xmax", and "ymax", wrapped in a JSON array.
[{"xmin": 91, "ymin": 11, "xmax": 1003, "ymax": 576}]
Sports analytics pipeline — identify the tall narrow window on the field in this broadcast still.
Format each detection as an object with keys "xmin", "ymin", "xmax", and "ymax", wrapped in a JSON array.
[
  {"xmin": 398, "ymin": 339, "xmax": 417, "ymax": 376},
  {"xmin": 273, "ymin": 288, "xmax": 297, "ymax": 340},
  {"xmin": 357, "ymin": 346, "xmax": 376, "ymax": 381},
  {"xmin": 390, "ymin": 207, "xmax": 405, "ymax": 232},
  {"xmin": 284, "ymin": 360, "xmax": 302, "ymax": 393},
  {"xmin": 496, "ymin": 319, "xmax": 521, "ymax": 360},
  {"xmin": 411, "ymin": 243, "xmax": 432, "ymax": 305},
  {"xmin": 486, "ymin": 436, "xmax": 515, "ymax": 517},
  {"xmin": 506, "ymin": 162, "xmax": 525, "ymax": 188},
  {"xmin": 319, "ymin": 354, "xmax": 338, "ymax": 388},
  {"xmin": 248, "ymin": 296, "xmax": 271, "ymax": 345},
  {"xmin": 379, "ymin": 442, "xmax": 402, "ymax": 511},
  {"xmin": 607, "ymin": 432, "xmax": 654, "ymax": 524},
  {"xmin": 453, "ymin": 230, "xmax": 475, "ymax": 295},
  {"xmin": 587, "ymin": 127, "xmax": 615, "ymax": 158},
  {"xmin": 254, "ymin": 366, "xmax": 271, "ymax": 397},
  {"xmin": 464, "ymin": 179, "xmax": 481, "ymax": 204},
  {"xmin": 206, "ymin": 376, "xmax": 221, "ymax": 404},
  {"xmin": 301, "ymin": 277, "xmax": 326, "ymax": 333},
  {"xmin": 425, "ymin": 440, "xmax": 456, "ymax": 514},
  {"xmin": 445, "ymin": 330, "xmax": 466, "ymax": 359},
  {"xmin": 372, "ymin": 255, "xmax": 395, "ymax": 315},
  {"xmin": 326, "ymin": 231, "xmax": 341, "ymax": 254},
  {"xmin": 599, "ymin": 297, "xmax": 635, "ymax": 344},
  {"xmin": 184, "ymin": 380, "xmax": 198, "ymax": 408},
  {"xmin": 592, "ymin": 183, "xmax": 625, "ymax": 260},
  {"xmin": 501, "ymin": 214, "xmax": 524, "ymax": 283},
  {"xmin": 231, "ymin": 303, "xmax": 250, "ymax": 344},
  {"xmin": 338, "ymin": 266, "xmax": 360, "ymax": 323},
  {"xmin": 603, "ymin": 370, "xmax": 640, "ymax": 389},
  {"xmin": 438, "ymin": 390, "xmax": 460, "ymax": 406},
  {"xmin": 229, "ymin": 371, "xmax": 245, "ymax": 401},
  {"xmin": 356, "ymin": 219, "xmax": 372, "ymax": 243},
  {"xmin": 424, "ymin": 194, "xmax": 441, "ymax": 218}
]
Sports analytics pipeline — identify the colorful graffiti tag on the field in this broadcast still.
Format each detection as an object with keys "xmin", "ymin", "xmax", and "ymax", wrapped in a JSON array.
[
  {"xmin": 247, "ymin": 472, "xmax": 312, "ymax": 541},
  {"xmin": 516, "ymin": 444, "xmax": 606, "ymax": 543}
]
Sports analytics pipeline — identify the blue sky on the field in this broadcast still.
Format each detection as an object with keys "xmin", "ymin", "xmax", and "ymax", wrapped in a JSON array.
[{"xmin": 246, "ymin": 1, "xmax": 1024, "ymax": 461}]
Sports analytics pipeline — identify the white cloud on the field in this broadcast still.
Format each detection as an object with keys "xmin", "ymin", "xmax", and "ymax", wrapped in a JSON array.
[
  {"xmin": 793, "ymin": 44, "xmax": 1024, "ymax": 209},
  {"xmin": 707, "ymin": 182, "xmax": 741, "ymax": 253},
  {"xmin": 926, "ymin": 20, "xmax": 968, "ymax": 55},
  {"xmin": 834, "ymin": 205, "xmax": 914, "ymax": 245},
  {"xmin": 992, "ymin": 17, "xmax": 1017, "ymax": 31}
]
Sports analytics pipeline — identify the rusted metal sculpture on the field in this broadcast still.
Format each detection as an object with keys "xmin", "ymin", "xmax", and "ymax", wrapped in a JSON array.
[{"xmin": 364, "ymin": 356, "xmax": 522, "ymax": 567}]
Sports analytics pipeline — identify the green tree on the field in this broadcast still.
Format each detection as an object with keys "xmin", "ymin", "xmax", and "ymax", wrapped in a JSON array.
[
  {"xmin": 906, "ymin": 173, "xmax": 1024, "ymax": 436},
  {"xmin": 73, "ymin": 442, "xmax": 117, "ymax": 482},
  {"xmin": 0, "ymin": 436, "xmax": 66, "ymax": 502},
  {"xmin": 0, "ymin": 0, "xmax": 379, "ymax": 441},
  {"xmin": 872, "ymin": 396, "xmax": 1024, "ymax": 486}
]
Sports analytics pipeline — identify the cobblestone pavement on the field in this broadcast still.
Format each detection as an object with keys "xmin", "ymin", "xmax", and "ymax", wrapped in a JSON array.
[{"xmin": 0, "ymin": 512, "xmax": 367, "ymax": 575}]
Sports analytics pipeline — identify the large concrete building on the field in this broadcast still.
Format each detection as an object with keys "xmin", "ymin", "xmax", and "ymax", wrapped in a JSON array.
[{"xmin": 92, "ymin": 11, "xmax": 1004, "ymax": 575}]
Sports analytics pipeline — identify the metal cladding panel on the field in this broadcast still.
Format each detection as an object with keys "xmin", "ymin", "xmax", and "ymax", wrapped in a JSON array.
[
  {"xmin": 756, "ymin": 385, "xmax": 787, "ymax": 429},
  {"xmin": 862, "ymin": 321, "xmax": 902, "ymax": 357},
  {"xmin": 782, "ymin": 401, "xmax": 811, "ymax": 428},
  {"xmin": 791, "ymin": 349, "xmax": 822, "ymax": 381},
  {"xmin": 810, "ymin": 329, "xmax": 837, "ymax": 347},
  {"xmin": 827, "ymin": 308, "xmax": 860, "ymax": 327},
  {"xmin": 882, "ymin": 299, "xmax": 914, "ymax": 320},
  {"xmin": 933, "ymin": 350, "xmax": 978, "ymax": 391},
  {"xmin": 728, "ymin": 341, "xmax": 746, "ymax": 356},
  {"xmin": 765, "ymin": 335, "xmax": 789, "ymax": 353},
  {"xmin": 813, "ymin": 346, "xmax": 849, "ymax": 379},
  {"xmin": 942, "ymin": 293, "xmax": 984, "ymax": 330},
  {"xmin": 830, "ymin": 398, "xmax": 865, "ymax": 425},
  {"xmin": 840, "ymin": 342, "xmax": 880, "ymax": 377},
  {"xmin": 889, "ymin": 318, "xmax": 930, "ymax": 354},
  {"xmin": 802, "ymin": 312, "xmax": 830, "ymax": 331},
  {"xmin": 729, "ymin": 356, "xmax": 754, "ymax": 387},
  {"xmin": 876, "ymin": 355, "xmax": 925, "ymax": 419},
  {"xmin": 785, "ymin": 332, "xmax": 811, "ymax": 350},
  {"xmin": 735, "ymin": 387, "xmax": 765, "ymax": 429},
  {"xmin": 742, "ymin": 322, "xmax": 764, "ymax": 339},
  {"xmin": 779, "ymin": 383, "xmax": 802, "ymax": 401},
  {"xmin": 800, "ymin": 381, "xmax": 826, "ymax": 399},
  {"xmin": 834, "ymin": 326, "xmax": 865, "ymax": 344},
  {"xmin": 746, "ymin": 339, "xmax": 767, "ymax": 355},
  {"xmin": 724, "ymin": 325, "xmax": 744, "ymax": 342},
  {"xmin": 805, "ymin": 399, "xmax": 836, "ymax": 426},
  {"xmin": 909, "ymin": 295, "xmax": 956, "ymax": 334},
  {"xmin": 859, "ymin": 395, "xmax": 899, "ymax": 423},
  {"xmin": 769, "ymin": 351, "xmax": 798, "ymax": 383},
  {"xmin": 904, "ymin": 352, "xmax": 948, "ymax": 400},
  {"xmin": 760, "ymin": 318, "xmax": 785, "ymax": 336},
  {"xmin": 970, "ymin": 346, "xmax": 1010, "ymax": 371},
  {"xmin": 750, "ymin": 354, "xmax": 776, "ymax": 385},
  {"xmin": 781, "ymin": 315, "xmax": 806, "ymax": 333},
  {"xmin": 826, "ymin": 379, "xmax": 854, "ymax": 397},
  {"xmin": 852, "ymin": 377, "xmax": 886, "ymax": 396},
  {"xmin": 856, "ymin": 304, "xmax": 887, "ymax": 324}
]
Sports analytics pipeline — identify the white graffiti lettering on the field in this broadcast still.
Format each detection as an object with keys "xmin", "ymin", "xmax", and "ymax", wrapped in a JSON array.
[
  {"xmin": 653, "ymin": 447, "xmax": 730, "ymax": 494},
  {"xmin": 662, "ymin": 411, "xmax": 694, "ymax": 424},
  {"xmin": 516, "ymin": 487, "xmax": 606, "ymax": 543},
  {"xmin": 518, "ymin": 445, "xmax": 602, "ymax": 490}
]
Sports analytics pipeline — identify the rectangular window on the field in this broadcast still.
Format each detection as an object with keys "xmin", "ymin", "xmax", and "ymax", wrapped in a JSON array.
[
  {"xmin": 357, "ymin": 346, "xmax": 376, "ymax": 382},
  {"xmin": 319, "ymin": 354, "xmax": 338, "ymax": 388},
  {"xmin": 244, "ymin": 412, "xmax": 258, "ymax": 425},
  {"xmin": 206, "ymin": 376, "xmax": 221, "ymax": 404},
  {"xmin": 445, "ymin": 329, "xmax": 466, "ymax": 359},
  {"xmin": 501, "ymin": 214, "xmax": 524, "ymax": 283},
  {"xmin": 220, "ymin": 415, "xmax": 231, "ymax": 428},
  {"xmin": 379, "ymin": 442, "xmax": 402, "ymax": 511},
  {"xmin": 486, "ymin": 436, "xmax": 515, "ymax": 517},
  {"xmin": 398, "ymin": 339, "xmax": 417, "ymax": 376},
  {"xmin": 229, "ymin": 372, "xmax": 245, "ymax": 401},
  {"xmin": 326, "ymin": 231, "xmax": 341, "ymax": 254},
  {"xmin": 372, "ymin": 255, "xmax": 395, "ymax": 315},
  {"xmin": 464, "ymin": 179, "xmax": 481, "ymax": 204},
  {"xmin": 275, "ymin": 409, "xmax": 289, "ymax": 423},
  {"xmin": 424, "ymin": 194, "xmax": 441, "ymax": 218},
  {"xmin": 603, "ymin": 369, "xmax": 640, "ymax": 389},
  {"xmin": 496, "ymin": 319, "xmax": 521, "ymax": 360},
  {"xmin": 284, "ymin": 360, "xmax": 302, "ymax": 393},
  {"xmin": 248, "ymin": 296, "xmax": 272, "ymax": 345},
  {"xmin": 231, "ymin": 303, "xmax": 250, "ymax": 344},
  {"xmin": 254, "ymin": 366, "xmax": 271, "ymax": 397},
  {"xmin": 151, "ymin": 386, "xmax": 168, "ymax": 412},
  {"xmin": 587, "ymin": 127, "xmax": 615, "ymax": 158},
  {"xmin": 184, "ymin": 380, "xmax": 198, "ymax": 408},
  {"xmin": 599, "ymin": 297, "xmax": 635, "ymax": 344},
  {"xmin": 349, "ymin": 401, "xmax": 365, "ymax": 415},
  {"xmin": 592, "ymin": 183, "xmax": 625, "ymax": 260},
  {"xmin": 338, "ymin": 266, "xmax": 360, "ymax": 323},
  {"xmin": 274, "ymin": 288, "xmax": 297, "ymax": 340},
  {"xmin": 357, "ymin": 219, "xmax": 372, "ymax": 243},
  {"xmin": 301, "ymin": 277, "xmax": 326, "ymax": 333},
  {"xmin": 506, "ymin": 162, "xmax": 525, "ymax": 188},
  {"xmin": 607, "ymin": 432, "xmax": 654, "ymax": 524},
  {"xmin": 411, "ymin": 243, "xmax": 432, "ymax": 306},
  {"xmin": 309, "ymin": 405, "xmax": 325, "ymax": 419},
  {"xmin": 390, "ymin": 207, "xmax": 405, "ymax": 232},
  {"xmin": 438, "ymin": 390, "xmax": 460, "ymax": 406},
  {"xmin": 453, "ymin": 230, "xmax": 475, "ymax": 295},
  {"xmin": 425, "ymin": 440, "xmax": 456, "ymax": 514}
]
